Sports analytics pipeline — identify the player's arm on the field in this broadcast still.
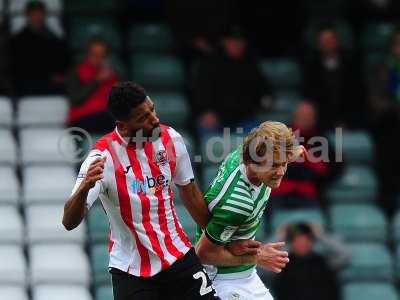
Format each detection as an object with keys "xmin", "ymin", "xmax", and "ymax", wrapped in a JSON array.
[
  {"xmin": 196, "ymin": 232, "xmax": 258, "ymax": 266},
  {"xmin": 62, "ymin": 156, "xmax": 106, "ymax": 230},
  {"xmin": 177, "ymin": 181, "xmax": 210, "ymax": 229}
]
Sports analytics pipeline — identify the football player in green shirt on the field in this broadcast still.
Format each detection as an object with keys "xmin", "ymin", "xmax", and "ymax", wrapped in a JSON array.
[{"xmin": 196, "ymin": 121, "xmax": 306, "ymax": 300}]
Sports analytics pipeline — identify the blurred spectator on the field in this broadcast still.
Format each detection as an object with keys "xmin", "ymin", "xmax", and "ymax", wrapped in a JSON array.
[
  {"xmin": 302, "ymin": 24, "xmax": 365, "ymax": 131},
  {"xmin": 271, "ymin": 102, "xmax": 333, "ymax": 207},
  {"xmin": 192, "ymin": 27, "xmax": 271, "ymax": 135},
  {"xmin": 66, "ymin": 39, "xmax": 119, "ymax": 135},
  {"xmin": 369, "ymin": 30, "xmax": 400, "ymax": 216},
  {"xmin": 10, "ymin": 0, "xmax": 69, "ymax": 95},
  {"xmin": 272, "ymin": 223, "xmax": 343, "ymax": 300}
]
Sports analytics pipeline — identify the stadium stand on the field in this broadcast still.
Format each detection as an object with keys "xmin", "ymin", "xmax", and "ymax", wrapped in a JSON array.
[{"xmin": 2, "ymin": 1, "xmax": 400, "ymax": 299}]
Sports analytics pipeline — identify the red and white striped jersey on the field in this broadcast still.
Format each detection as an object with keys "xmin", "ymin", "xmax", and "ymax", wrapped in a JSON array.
[{"xmin": 70, "ymin": 125, "xmax": 194, "ymax": 277}]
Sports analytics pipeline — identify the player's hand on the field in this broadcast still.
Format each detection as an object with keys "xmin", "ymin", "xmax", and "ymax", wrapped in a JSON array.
[
  {"xmin": 257, "ymin": 242, "xmax": 289, "ymax": 273},
  {"xmin": 82, "ymin": 157, "xmax": 106, "ymax": 190},
  {"xmin": 226, "ymin": 239, "xmax": 261, "ymax": 256}
]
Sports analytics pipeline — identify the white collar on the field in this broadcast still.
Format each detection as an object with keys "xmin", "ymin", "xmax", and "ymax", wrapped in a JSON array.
[{"xmin": 115, "ymin": 127, "xmax": 130, "ymax": 146}]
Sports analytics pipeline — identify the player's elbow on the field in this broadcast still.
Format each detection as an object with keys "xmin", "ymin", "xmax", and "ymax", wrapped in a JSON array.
[
  {"xmin": 196, "ymin": 244, "xmax": 213, "ymax": 264},
  {"xmin": 62, "ymin": 217, "xmax": 76, "ymax": 231}
]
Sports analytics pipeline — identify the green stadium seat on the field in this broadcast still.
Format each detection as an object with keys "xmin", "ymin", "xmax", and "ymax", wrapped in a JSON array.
[
  {"xmin": 330, "ymin": 204, "xmax": 387, "ymax": 242},
  {"xmin": 326, "ymin": 165, "xmax": 377, "ymax": 203},
  {"xmin": 340, "ymin": 243, "xmax": 394, "ymax": 282},
  {"xmin": 95, "ymin": 285, "xmax": 113, "ymax": 300},
  {"xmin": 65, "ymin": 0, "xmax": 118, "ymax": 14},
  {"xmin": 199, "ymin": 133, "xmax": 244, "ymax": 166},
  {"xmin": 202, "ymin": 165, "xmax": 220, "ymax": 191},
  {"xmin": 272, "ymin": 92, "xmax": 300, "ymax": 114},
  {"xmin": 256, "ymin": 111, "xmax": 292, "ymax": 125},
  {"xmin": 343, "ymin": 282, "xmax": 399, "ymax": 300},
  {"xmin": 131, "ymin": 54, "xmax": 185, "ymax": 90},
  {"xmin": 259, "ymin": 58, "xmax": 301, "ymax": 89},
  {"xmin": 91, "ymin": 244, "xmax": 110, "ymax": 286},
  {"xmin": 361, "ymin": 22, "xmax": 395, "ymax": 51},
  {"xmin": 69, "ymin": 18, "xmax": 121, "ymax": 51},
  {"xmin": 305, "ymin": 0, "xmax": 347, "ymax": 18},
  {"xmin": 270, "ymin": 208, "xmax": 326, "ymax": 234},
  {"xmin": 304, "ymin": 19, "xmax": 354, "ymax": 50},
  {"xmin": 88, "ymin": 204, "xmax": 109, "ymax": 243},
  {"xmin": 148, "ymin": 92, "xmax": 189, "ymax": 129},
  {"xmin": 174, "ymin": 204, "xmax": 197, "ymax": 243},
  {"xmin": 392, "ymin": 211, "xmax": 400, "ymax": 243},
  {"xmin": 129, "ymin": 24, "xmax": 174, "ymax": 52},
  {"xmin": 328, "ymin": 130, "xmax": 374, "ymax": 164}
]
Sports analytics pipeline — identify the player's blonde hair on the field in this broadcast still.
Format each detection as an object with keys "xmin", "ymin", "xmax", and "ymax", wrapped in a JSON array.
[{"xmin": 242, "ymin": 121, "xmax": 296, "ymax": 165}]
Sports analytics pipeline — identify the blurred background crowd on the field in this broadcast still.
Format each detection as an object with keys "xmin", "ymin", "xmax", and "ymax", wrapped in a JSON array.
[{"xmin": 1, "ymin": 0, "xmax": 400, "ymax": 300}]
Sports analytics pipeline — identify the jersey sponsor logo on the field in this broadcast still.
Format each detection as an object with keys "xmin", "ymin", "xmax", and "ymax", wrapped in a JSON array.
[
  {"xmin": 155, "ymin": 150, "xmax": 168, "ymax": 166},
  {"xmin": 131, "ymin": 175, "xmax": 169, "ymax": 194},
  {"xmin": 220, "ymin": 226, "xmax": 237, "ymax": 242}
]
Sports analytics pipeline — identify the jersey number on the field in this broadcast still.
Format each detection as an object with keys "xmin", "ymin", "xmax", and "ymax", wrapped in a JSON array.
[{"xmin": 193, "ymin": 271, "xmax": 213, "ymax": 296}]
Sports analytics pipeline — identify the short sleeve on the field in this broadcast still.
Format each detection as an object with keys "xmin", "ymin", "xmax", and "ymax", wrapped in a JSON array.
[
  {"xmin": 171, "ymin": 131, "xmax": 194, "ymax": 186},
  {"xmin": 205, "ymin": 203, "xmax": 250, "ymax": 245},
  {"xmin": 70, "ymin": 149, "xmax": 106, "ymax": 210}
]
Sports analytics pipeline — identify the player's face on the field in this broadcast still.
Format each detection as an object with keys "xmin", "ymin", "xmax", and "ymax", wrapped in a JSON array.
[
  {"xmin": 253, "ymin": 159, "xmax": 288, "ymax": 189},
  {"xmin": 123, "ymin": 98, "xmax": 160, "ymax": 139}
]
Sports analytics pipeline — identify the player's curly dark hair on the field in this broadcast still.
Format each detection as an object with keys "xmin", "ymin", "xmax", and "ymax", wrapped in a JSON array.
[{"xmin": 107, "ymin": 81, "xmax": 147, "ymax": 121}]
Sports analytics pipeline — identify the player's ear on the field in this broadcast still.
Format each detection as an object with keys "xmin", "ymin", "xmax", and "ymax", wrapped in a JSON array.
[{"xmin": 116, "ymin": 120, "xmax": 127, "ymax": 135}]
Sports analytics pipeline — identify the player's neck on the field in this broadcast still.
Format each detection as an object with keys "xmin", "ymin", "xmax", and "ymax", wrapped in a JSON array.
[{"xmin": 245, "ymin": 165, "xmax": 262, "ymax": 187}]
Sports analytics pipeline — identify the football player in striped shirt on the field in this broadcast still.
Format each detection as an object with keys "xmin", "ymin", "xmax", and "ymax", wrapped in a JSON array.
[
  {"xmin": 62, "ymin": 82, "xmax": 221, "ymax": 299},
  {"xmin": 196, "ymin": 121, "xmax": 306, "ymax": 300}
]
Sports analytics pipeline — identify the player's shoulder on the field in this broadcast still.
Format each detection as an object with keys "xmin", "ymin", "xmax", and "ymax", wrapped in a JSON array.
[
  {"xmin": 160, "ymin": 124, "xmax": 182, "ymax": 139},
  {"xmin": 92, "ymin": 131, "xmax": 115, "ymax": 152}
]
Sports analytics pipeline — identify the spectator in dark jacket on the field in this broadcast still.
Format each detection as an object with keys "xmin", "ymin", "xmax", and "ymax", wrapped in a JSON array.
[
  {"xmin": 192, "ymin": 27, "xmax": 271, "ymax": 135},
  {"xmin": 11, "ymin": 0, "xmax": 69, "ymax": 95},
  {"xmin": 271, "ymin": 101, "xmax": 333, "ymax": 207},
  {"xmin": 273, "ymin": 223, "xmax": 340, "ymax": 300},
  {"xmin": 66, "ymin": 39, "xmax": 119, "ymax": 135},
  {"xmin": 303, "ymin": 24, "xmax": 365, "ymax": 131}
]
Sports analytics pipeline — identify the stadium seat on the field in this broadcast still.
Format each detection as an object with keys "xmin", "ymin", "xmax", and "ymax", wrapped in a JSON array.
[
  {"xmin": 0, "ymin": 206, "xmax": 24, "ymax": 244},
  {"xmin": 0, "ymin": 166, "xmax": 20, "ymax": 206},
  {"xmin": 129, "ymin": 23, "xmax": 174, "ymax": 52},
  {"xmin": 148, "ymin": 92, "xmax": 189, "ymax": 129},
  {"xmin": 95, "ymin": 285, "xmax": 113, "ymax": 300},
  {"xmin": 90, "ymin": 244, "xmax": 110, "ymax": 285},
  {"xmin": 272, "ymin": 92, "xmax": 301, "ymax": 114},
  {"xmin": 326, "ymin": 165, "xmax": 377, "ymax": 203},
  {"xmin": 340, "ymin": 243, "xmax": 394, "ymax": 282},
  {"xmin": 88, "ymin": 205, "xmax": 109, "ymax": 243},
  {"xmin": 65, "ymin": 0, "xmax": 118, "ymax": 13},
  {"xmin": 17, "ymin": 96, "xmax": 68, "ymax": 127},
  {"xmin": 343, "ymin": 282, "xmax": 398, "ymax": 300},
  {"xmin": 0, "ymin": 0, "xmax": 3, "ymax": 13},
  {"xmin": 131, "ymin": 54, "xmax": 185, "ymax": 90},
  {"xmin": 22, "ymin": 165, "xmax": 76, "ymax": 205},
  {"xmin": 11, "ymin": 15, "xmax": 64, "ymax": 37},
  {"xmin": 32, "ymin": 285, "xmax": 92, "ymax": 300},
  {"xmin": 199, "ymin": 132, "xmax": 244, "ymax": 166},
  {"xmin": 26, "ymin": 204, "xmax": 86, "ymax": 244},
  {"xmin": 202, "ymin": 165, "xmax": 220, "ymax": 191},
  {"xmin": 304, "ymin": 19, "xmax": 354, "ymax": 50},
  {"xmin": 361, "ymin": 22, "xmax": 395, "ymax": 51},
  {"xmin": 0, "ymin": 286, "xmax": 28, "ymax": 300},
  {"xmin": 174, "ymin": 204, "xmax": 197, "ymax": 243},
  {"xmin": 328, "ymin": 130, "xmax": 374, "ymax": 164},
  {"xmin": 259, "ymin": 58, "xmax": 301, "ymax": 89},
  {"xmin": 0, "ymin": 96, "xmax": 13, "ymax": 127},
  {"xmin": 69, "ymin": 18, "xmax": 121, "ymax": 51},
  {"xmin": 330, "ymin": 204, "xmax": 387, "ymax": 242},
  {"xmin": 30, "ymin": 244, "xmax": 90, "ymax": 286},
  {"xmin": 270, "ymin": 208, "xmax": 326, "ymax": 233},
  {"xmin": 0, "ymin": 245, "xmax": 27, "ymax": 286},
  {"xmin": 0, "ymin": 129, "xmax": 17, "ymax": 166},
  {"xmin": 20, "ymin": 128, "xmax": 75, "ymax": 165},
  {"xmin": 392, "ymin": 211, "xmax": 400, "ymax": 243},
  {"xmin": 178, "ymin": 130, "xmax": 196, "ymax": 160},
  {"xmin": 9, "ymin": 0, "xmax": 63, "ymax": 14}
]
